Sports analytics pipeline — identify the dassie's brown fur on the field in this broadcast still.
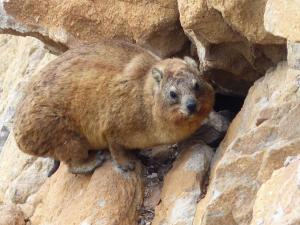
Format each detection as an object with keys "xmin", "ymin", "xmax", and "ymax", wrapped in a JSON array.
[{"xmin": 13, "ymin": 40, "xmax": 214, "ymax": 174}]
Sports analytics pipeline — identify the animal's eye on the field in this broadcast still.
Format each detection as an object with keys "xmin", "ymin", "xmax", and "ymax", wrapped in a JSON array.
[
  {"xmin": 194, "ymin": 82, "xmax": 200, "ymax": 91},
  {"xmin": 170, "ymin": 90, "xmax": 177, "ymax": 99}
]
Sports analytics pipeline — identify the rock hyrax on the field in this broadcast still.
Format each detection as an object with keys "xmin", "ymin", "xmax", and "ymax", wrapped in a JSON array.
[{"xmin": 13, "ymin": 40, "xmax": 214, "ymax": 174}]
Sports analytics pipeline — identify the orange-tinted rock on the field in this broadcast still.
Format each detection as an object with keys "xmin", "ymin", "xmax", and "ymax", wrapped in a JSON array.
[
  {"xmin": 250, "ymin": 156, "xmax": 300, "ymax": 225},
  {"xmin": 0, "ymin": 203, "xmax": 25, "ymax": 225},
  {"xmin": 30, "ymin": 161, "xmax": 143, "ymax": 225},
  {"xmin": 152, "ymin": 141, "xmax": 213, "ymax": 225},
  {"xmin": 194, "ymin": 62, "xmax": 300, "ymax": 225},
  {"xmin": 1, "ymin": 0, "xmax": 186, "ymax": 57}
]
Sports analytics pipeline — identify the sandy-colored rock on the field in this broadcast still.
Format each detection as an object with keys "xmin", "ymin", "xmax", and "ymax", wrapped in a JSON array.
[
  {"xmin": 192, "ymin": 40, "xmax": 285, "ymax": 96},
  {"xmin": 0, "ymin": 34, "xmax": 56, "ymax": 205},
  {"xmin": 179, "ymin": 0, "xmax": 284, "ymax": 44},
  {"xmin": 29, "ymin": 161, "xmax": 143, "ymax": 225},
  {"xmin": 0, "ymin": 34, "xmax": 56, "ymax": 152},
  {"xmin": 1, "ymin": 0, "xmax": 186, "ymax": 57},
  {"xmin": 250, "ymin": 156, "xmax": 300, "ymax": 225},
  {"xmin": 201, "ymin": 42, "xmax": 277, "ymax": 96},
  {"xmin": 178, "ymin": 0, "xmax": 239, "ymax": 44},
  {"xmin": 193, "ymin": 62, "xmax": 300, "ymax": 225},
  {"xmin": 265, "ymin": 0, "xmax": 300, "ymax": 42},
  {"xmin": 179, "ymin": 0, "xmax": 286, "ymax": 96},
  {"xmin": 209, "ymin": 0, "xmax": 283, "ymax": 44},
  {"xmin": 0, "ymin": 133, "xmax": 53, "ymax": 204},
  {"xmin": 152, "ymin": 141, "xmax": 213, "ymax": 225},
  {"xmin": 0, "ymin": 203, "xmax": 25, "ymax": 225},
  {"xmin": 287, "ymin": 42, "xmax": 300, "ymax": 70}
]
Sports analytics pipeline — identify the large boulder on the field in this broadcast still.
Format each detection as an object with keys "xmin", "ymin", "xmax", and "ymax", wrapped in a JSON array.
[
  {"xmin": 265, "ymin": 0, "xmax": 300, "ymax": 42},
  {"xmin": 28, "ymin": 162, "xmax": 143, "ymax": 225},
  {"xmin": 193, "ymin": 61, "xmax": 300, "ymax": 225},
  {"xmin": 250, "ymin": 156, "xmax": 300, "ymax": 225},
  {"xmin": 0, "ymin": 34, "xmax": 56, "ymax": 205},
  {"xmin": 0, "ymin": 134, "xmax": 53, "ymax": 204},
  {"xmin": 152, "ymin": 141, "xmax": 214, "ymax": 225},
  {"xmin": 0, "ymin": 34, "xmax": 56, "ymax": 152},
  {"xmin": 178, "ymin": 0, "xmax": 286, "ymax": 96},
  {"xmin": 0, "ymin": 0, "xmax": 186, "ymax": 57},
  {"xmin": 0, "ymin": 203, "xmax": 26, "ymax": 225}
]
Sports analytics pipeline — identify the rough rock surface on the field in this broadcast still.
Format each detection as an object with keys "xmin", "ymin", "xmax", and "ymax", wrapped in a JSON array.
[
  {"xmin": 0, "ymin": 133, "xmax": 53, "ymax": 204},
  {"xmin": 0, "ymin": 203, "xmax": 26, "ymax": 225},
  {"xmin": 0, "ymin": 0, "xmax": 186, "ymax": 57},
  {"xmin": 152, "ymin": 141, "xmax": 213, "ymax": 225},
  {"xmin": 265, "ymin": 0, "xmax": 300, "ymax": 42},
  {"xmin": 178, "ymin": 0, "xmax": 286, "ymax": 96},
  {"xmin": 29, "ymin": 161, "xmax": 143, "ymax": 225},
  {"xmin": 0, "ymin": 34, "xmax": 56, "ymax": 152},
  {"xmin": 250, "ymin": 156, "xmax": 300, "ymax": 225},
  {"xmin": 0, "ymin": 1, "xmax": 299, "ymax": 224},
  {"xmin": 0, "ymin": 34, "xmax": 56, "ymax": 206},
  {"xmin": 193, "ymin": 62, "xmax": 300, "ymax": 225},
  {"xmin": 287, "ymin": 42, "xmax": 300, "ymax": 70}
]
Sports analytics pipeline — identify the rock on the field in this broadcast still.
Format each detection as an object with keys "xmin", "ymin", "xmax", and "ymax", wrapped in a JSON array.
[
  {"xmin": 179, "ymin": 0, "xmax": 283, "ymax": 44},
  {"xmin": 0, "ymin": 34, "xmax": 56, "ymax": 205},
  {"xmin": 178, "ymin": 0, "xmax": 240, "ymax": 44},
  {"xmin": 265, "ymin": 0, "xmax": 300, "ymax": 42},
  {"xmin": 0, "ymin": 34, "xmax": 56, "ymax": 152},
  {"xmin": 250, "ymin": 155, "xmax": 300, "ymax": 225},
  {"xmin": 29, "ymin": 161, "xmax": 143, "ymax": 225},
  {"xmin": 1, "ymin": 0, "xmax": 186, "ymax": 57},
  {"xmin": 0, "ymin": 133, "xmax": 53, "ymax": 204},
  {"xmin": 209, "ymin": 0, "xmax": 283, "ymax": 44},
  {"xmin": 178, "ymin": 0, "xmax": 286, "ymax": 96},
  {"xmin": 204, "ymin": 43, "xmax": 286, "ymax": 96},
  {"xmin": 287, "ymin": 42, "xmax": 300, "ymax": 70},
  {"xmin": 193, "ymin": 62, "xmax": 300, "ymax": 225},
  {"xmin": 152, "ymin": 140, "xmax": 214, "ymax": 225},
  {"xmin": 193, "ymin": 111, "xmax": 231, "ymax": 147},
  {"xmin": 0, "ymin": 203, "xmax": 25, "ymax": 225}
]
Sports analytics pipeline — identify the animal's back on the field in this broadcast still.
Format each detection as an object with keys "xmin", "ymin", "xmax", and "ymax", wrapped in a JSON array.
[{"xmin": 13, "ymin": 40, "xmax": 159, "ymax": 156}]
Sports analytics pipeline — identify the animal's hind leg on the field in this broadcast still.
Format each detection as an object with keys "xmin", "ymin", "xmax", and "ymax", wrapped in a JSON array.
[
  {"xmin": 67, "ymin": 151, "xmax": 106, "ymax": 174},
  {"xmin": 52, "ymin": 133, "xmax": 105, "ymax": 174}
]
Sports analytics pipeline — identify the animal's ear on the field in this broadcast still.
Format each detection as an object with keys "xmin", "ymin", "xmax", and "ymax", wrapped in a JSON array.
[
  {"xmin": 184, "ymin": 56, "xmax": 198, "ymax": 69},
  {"xmin": 152, "ymin": 67, "xmax": 163, "ymax": 83}
]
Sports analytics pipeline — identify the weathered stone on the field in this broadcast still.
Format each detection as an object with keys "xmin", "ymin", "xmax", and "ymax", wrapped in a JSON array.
[
  {"xmin": 29, "ymin": 161, "xmax": 143, "ymax": 225},
  {"xmin": 265, "ymin": 0, "xmax": 300, "ymax": 42},
  {"xmin": 194, "ymin": 62, "xmax": 300, "ymax": 225},
  {"xmin": 1, "ymin": 0, "xmax": 186, "ymax": 57},
  {"xmin": 287, "ymin": 42, "xmax": 300, "ymax": 70},
  {"xmin": 0, "ymin": 203, "xmax": 25, "ymax": 225},
  {"xmin": 0, "ymin": 34, "xmax": 56, "ymax": 205},
  {"xmin": 0, "ymin": 34, "xmax": 56, "ymax": 152},
  {"xmin": 192, "ymin": 111, "xmax": 231, "ymax": 147},
  {"xmin": 178, "ymin": 0, "xmax": 240, "ymax": 44},
  {"xmin": 209, "ymin": 0, "xmax": 283, "ymax": 44},
  {"xmin": 250, "ymin": 156, "xmax": 300, "ymax": 225},
  {"xmin": 152, "ymin": 141, "xmax": 213, "ymax": 225},
  {"xmin": 179, "ymin": 0, "xmax": 286, "ymax": 96},
  {"xmin": 199, "ymin": 41, "xmax": 285, "ymax": 96},
  {"xmin": 0, "ymin": 133, "xmax": 53, "ymax": 204}
]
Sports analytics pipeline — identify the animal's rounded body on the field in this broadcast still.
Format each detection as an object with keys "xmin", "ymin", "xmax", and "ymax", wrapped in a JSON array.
[{"xmin": 13, "ymin": 40, "xmax": 214, "ymax": 173}]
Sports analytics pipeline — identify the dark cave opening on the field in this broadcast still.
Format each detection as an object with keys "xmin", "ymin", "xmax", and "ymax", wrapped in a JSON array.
[{"xmin": 213, "ymin": 93, "xmax": 245, "ymax": 119}]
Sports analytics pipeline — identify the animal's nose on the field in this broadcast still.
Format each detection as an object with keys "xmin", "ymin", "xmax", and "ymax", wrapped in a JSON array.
[{"xmin": 186, "ymin": 99, "xmax": 197, "ymax": 114}]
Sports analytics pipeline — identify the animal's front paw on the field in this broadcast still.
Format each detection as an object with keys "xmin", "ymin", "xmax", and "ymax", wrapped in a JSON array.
[{"xmin": 117, "ymin": 160, "xmax": 135, "ymax": 172}]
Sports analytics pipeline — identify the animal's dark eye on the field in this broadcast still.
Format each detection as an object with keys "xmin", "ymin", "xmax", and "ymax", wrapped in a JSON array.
[
  {"xmin": 194, "ymin": 82, "xmax": 200, "ymax": 91},
  {"xmin": 170, "ymin": 91, "xmax": 177, "ymax": 99}
]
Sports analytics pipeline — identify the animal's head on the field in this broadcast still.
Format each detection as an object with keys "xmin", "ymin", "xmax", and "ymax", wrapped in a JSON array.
[{"xmin": 151, "ymin": 57, "xmax": 214, "ymax": 123}]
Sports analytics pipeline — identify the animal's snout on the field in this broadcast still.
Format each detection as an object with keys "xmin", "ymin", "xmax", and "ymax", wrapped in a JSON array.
[{"xmin": 186, "ymin": 98, "xmax": 197, "ymax": 114}]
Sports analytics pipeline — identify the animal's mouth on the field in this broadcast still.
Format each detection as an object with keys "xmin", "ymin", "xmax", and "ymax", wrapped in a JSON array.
[{"xmin": 179, "ymin": 108, "xmax": 200, "ymax": 119}]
